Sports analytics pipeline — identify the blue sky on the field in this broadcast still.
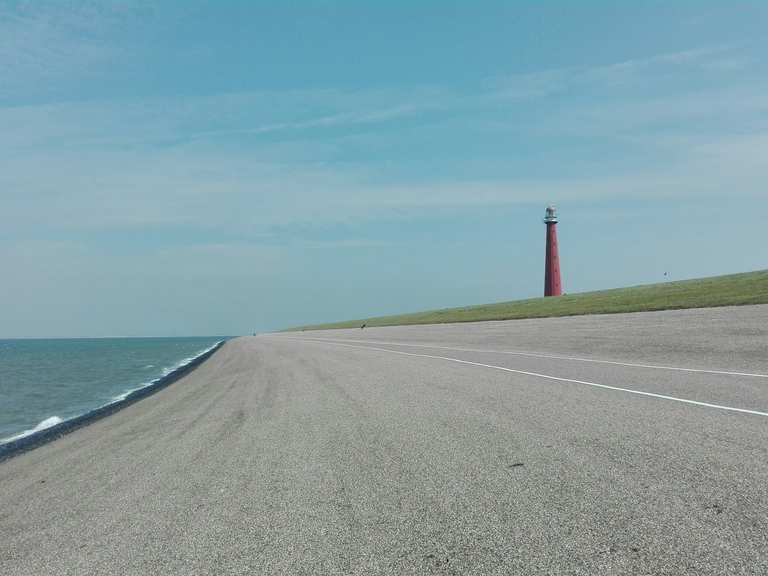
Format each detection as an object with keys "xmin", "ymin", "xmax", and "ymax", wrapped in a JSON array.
[{"xmin": 1, "ymin": 1, "xmax": 767, "ymax": 337}]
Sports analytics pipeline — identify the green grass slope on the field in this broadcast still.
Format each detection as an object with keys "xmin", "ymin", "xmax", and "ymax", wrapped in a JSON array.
[{"xmin": 290, "ymin": 269, "xmax": 768, "ymax": 331}]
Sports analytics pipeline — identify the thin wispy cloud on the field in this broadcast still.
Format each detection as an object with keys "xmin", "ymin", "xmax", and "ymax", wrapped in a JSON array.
[
  {"xmin": 1, "ymin": 1, "xmax": 766, "ymax": 335},
  {"xmin": 182, "ymin": 104, "xmax": 420, "ymax": 142},
  {"xmin": 0, "ymin": 1, "xmax": 153, "ymax": 103},
  {"xmin": 2, "ymin": 43, "xmax": 765, "ymax": 233}
]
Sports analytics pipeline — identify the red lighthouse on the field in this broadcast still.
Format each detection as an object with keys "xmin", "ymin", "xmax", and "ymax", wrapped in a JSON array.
[{"xmin": 543, "ymin": 205, "xmax": 562, "ymax": 297}]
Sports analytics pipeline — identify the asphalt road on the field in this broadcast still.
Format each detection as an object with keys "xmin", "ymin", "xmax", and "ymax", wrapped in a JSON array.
[{"xmin": 2, "ymin": 305, "xmax": 768, "ymax": 575}]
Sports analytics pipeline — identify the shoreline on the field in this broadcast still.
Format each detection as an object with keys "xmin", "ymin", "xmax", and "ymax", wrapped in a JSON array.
[
  {"xmin": 0, "ymin": 340, "xmax": 226, "ymax": 463},
  {"xmin": 2, "ymin": 311, "xmax": 767, "ymax": 574}
]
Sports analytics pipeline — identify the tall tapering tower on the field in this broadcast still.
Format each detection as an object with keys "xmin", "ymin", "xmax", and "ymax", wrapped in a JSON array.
[{"xmin": 543, "ymin": 205, "xmax": 562, "ymax": 297}]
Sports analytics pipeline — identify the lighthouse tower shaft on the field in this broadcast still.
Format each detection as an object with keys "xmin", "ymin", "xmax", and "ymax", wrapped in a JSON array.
[{"xmin": 544, "ymin": 206, "xmax": 562, "ymax": 297}]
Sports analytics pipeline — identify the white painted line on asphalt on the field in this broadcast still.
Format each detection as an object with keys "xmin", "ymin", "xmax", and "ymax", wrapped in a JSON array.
[
  {"xmin": 283, "ymin": 336, "xmax": 768, "ymax": 379},
  {"xmin": 283, "ymin": 338, "xmax": 768, "ymax": 417}
]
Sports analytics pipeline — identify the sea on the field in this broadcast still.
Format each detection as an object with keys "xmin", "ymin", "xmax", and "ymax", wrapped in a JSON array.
[{"xmin": 0, "ymin": 337, "xmax": 224, "ymax": 444}]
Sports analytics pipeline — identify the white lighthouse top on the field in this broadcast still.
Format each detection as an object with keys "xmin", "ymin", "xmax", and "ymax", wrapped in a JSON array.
[{"xmin": 544, "ymin": 205, "xmax": 558, "ymax": 223}]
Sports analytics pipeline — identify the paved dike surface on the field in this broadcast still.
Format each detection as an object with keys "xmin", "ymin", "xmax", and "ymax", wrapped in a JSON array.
[{"xmin": 2, "ymin": 305, "xmax": 768, "ymax": 575}]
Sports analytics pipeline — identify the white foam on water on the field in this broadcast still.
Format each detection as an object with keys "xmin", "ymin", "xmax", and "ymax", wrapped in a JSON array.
[
  {"xmin": 111, "ymin": 387, "xmax": 144, "ymax": 402},
  {"xmin": 1, "ymin": 415, "xmax": 64, "ymax": 444},
  {"xmin": 2, "ymin": 341, "xmax": 223, "ymax": 446},
  {"xmin": 110, "ymin": 341, "xmax": 223, "ymax": 402}
]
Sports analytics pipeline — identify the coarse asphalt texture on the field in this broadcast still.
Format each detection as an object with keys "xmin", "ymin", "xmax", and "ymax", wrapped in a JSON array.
[{"xmin": 2, "ymin": 305, "xmax": 768, "ymax": 575}]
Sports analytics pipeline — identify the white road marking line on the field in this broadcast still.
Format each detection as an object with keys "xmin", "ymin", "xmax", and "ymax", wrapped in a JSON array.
[
  {"xmin": 281, "ymin": 337, "xmax": 768, "ymax": 417},
  {"xmin": 281, "ymin": 336, "xmax": 768, "ymax": 379}
]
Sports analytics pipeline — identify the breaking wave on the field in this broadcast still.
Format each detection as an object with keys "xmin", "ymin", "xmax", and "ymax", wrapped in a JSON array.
[{"xmin": 0, "ymin": 341, "xmax": 223, "ymax": 449}]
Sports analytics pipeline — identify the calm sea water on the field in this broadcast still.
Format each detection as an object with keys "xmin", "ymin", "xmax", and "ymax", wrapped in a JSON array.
[{"xmin": 0, "ymin": 337, "xmax": 223, "ymax": 442}]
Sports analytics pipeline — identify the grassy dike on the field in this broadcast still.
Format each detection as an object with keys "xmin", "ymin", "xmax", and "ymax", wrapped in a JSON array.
[{"xmin": 290, "ymin": 269, "xmax": 768, "ymax": 331}]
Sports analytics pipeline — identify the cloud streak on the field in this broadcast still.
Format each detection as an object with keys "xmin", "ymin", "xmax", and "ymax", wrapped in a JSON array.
[
  {"xmin": 0, "ymin": 1, "xmax": 156, "ymax": 103},
  {"xmin": 2, "ymin": 2, "xmax": 768, "ymax": 336},
  {"xmin": 2, "ymin": 43, "xmax": 766, "ymax": 240}
]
